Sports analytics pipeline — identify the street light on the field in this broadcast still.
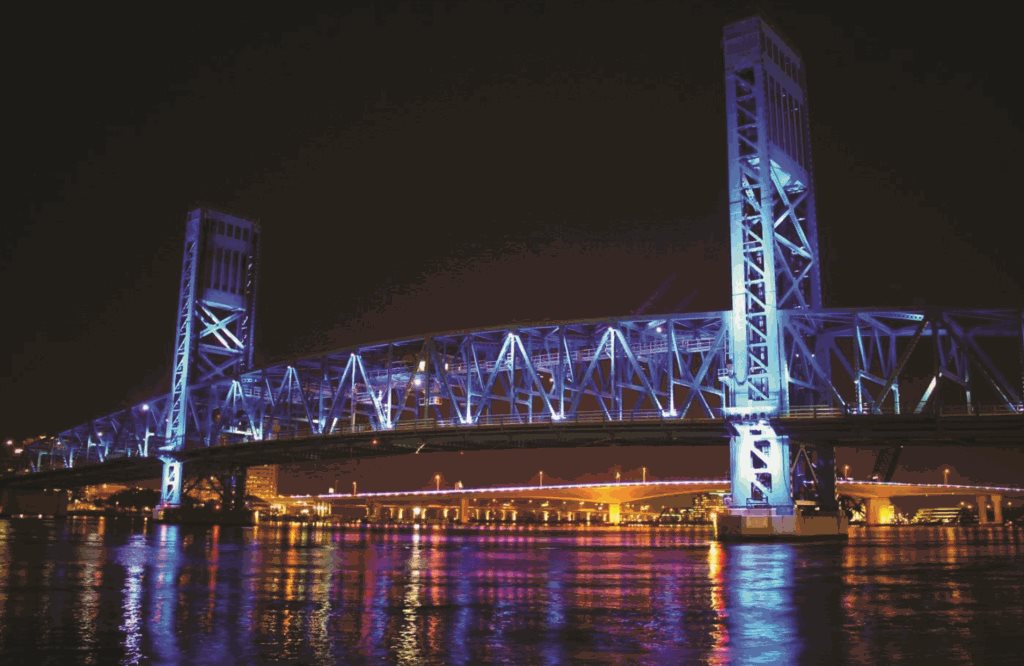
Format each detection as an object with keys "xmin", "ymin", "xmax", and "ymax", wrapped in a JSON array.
[
  {"xmin": 539, "ymin": 471, "xmax": 544, "ymax": 487},
  {"xmin": 642, "ymin": 466, "xmax": 647, "ymax": 483},
  {"xmin": 843, "ymin": 464, "xmax": 850, "ymax": 479},
  {"xmin": 352, "ymin": 481, "xmax": 358, "ymax": 496},
  {"xmin": 434, "ymin": 474, "xmax": 441, "ymax": 491},
  {"xmin": 943, "ymin": 468, "xmax": 950, "ymax": 484},
  {"xmin": 615, "ymin": 471, "xmax": 621, "ymax": 483}
]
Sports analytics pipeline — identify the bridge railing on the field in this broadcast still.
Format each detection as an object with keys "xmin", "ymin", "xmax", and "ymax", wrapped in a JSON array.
[
  {"xmin": 937, "ymin": 404, "xmax": 1024, "ymax": 417},
  {"xmin": 777, "ymin": 405, "xmax": 844, "ymax": 419}
]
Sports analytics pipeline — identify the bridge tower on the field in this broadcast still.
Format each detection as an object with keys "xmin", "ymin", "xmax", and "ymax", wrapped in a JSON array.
[
  {"xmin": 719, "ymin": 16, "xmax": 836, "ymax": 535},
  {"xmin": 158, "ymin": 208, "xmax": 260, "ymax": 510}
]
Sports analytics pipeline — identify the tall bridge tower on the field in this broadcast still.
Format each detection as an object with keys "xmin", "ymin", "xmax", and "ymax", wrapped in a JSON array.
[
  {"xmin": 721, "ymin": 17, "xmax": 827, "ymax": 520},
  {"xmin": 159, "ymin": 208, "xmax": 260, "ymax": 508}
]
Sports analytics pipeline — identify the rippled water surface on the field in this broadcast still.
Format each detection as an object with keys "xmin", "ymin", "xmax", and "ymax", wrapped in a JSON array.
[{"xmin": 0, "ymin": 519, "xmax": 1021, "ymax": 664}]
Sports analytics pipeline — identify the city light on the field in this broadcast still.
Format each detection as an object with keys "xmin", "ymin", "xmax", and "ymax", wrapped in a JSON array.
[
  {"xmin": 434, "ymin": 474, "xmax": 441, "ymax": 491},
  {"xmin": 944, "ymin": 468, "xmax": 950, "ymax": 484}
]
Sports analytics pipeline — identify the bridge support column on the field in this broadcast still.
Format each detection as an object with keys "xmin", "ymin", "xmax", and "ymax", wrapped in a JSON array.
[
  {"xmin": 727, "ymin": 423, "xmax": 793, "ymax": 510},
  {"xmin": 992, "ymin": 495, "xmax": 1003, "ymax": 524},
  {"xmin": 865, "ymin": 498, "xmax": 895, "ymax": 525},
  {"xmin": 977, "ymin": 495, "xmax": 990, "ymax": 524},
  {"xmin": 607, "ymin": 503, "xmax": 621, "ymax": 525},
  {"xmin": 717, "ymin": 422, "xmax": 846, "ymax": 539},
  {"xmin": 158, "ymin": 459, "xmax": 183, "ymax": 511}
]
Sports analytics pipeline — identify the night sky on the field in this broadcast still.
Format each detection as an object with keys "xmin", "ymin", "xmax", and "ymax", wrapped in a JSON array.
[{"xmin": 3, "ymin": 2, "xmax": 1022, "ymax": 494}]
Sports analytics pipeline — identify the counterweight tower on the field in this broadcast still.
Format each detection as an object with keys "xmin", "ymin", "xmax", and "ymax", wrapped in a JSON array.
[
  {"xmin": 159, "ymin": 208, "xmax": 260, "ymax": 508},
  {"xmin": 721, "ymin": 16, "xmax": 829, "ymax": 521}
]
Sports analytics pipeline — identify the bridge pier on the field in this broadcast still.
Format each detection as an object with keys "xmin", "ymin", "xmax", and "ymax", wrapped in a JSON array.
[
  {"xmin": 865, "ymin": 498, "xmax": 895, "ymax": 525},
  {"xmin": 992, "ymin": 495, "xmax": 1003, "ymax": 524},
  {"xmin": 607, "ymin": 503, "xmax": 621, "ymax": 525},
  {"xmin": 977, "ymin": 495, "xmax": 990, "ymax": 524},
  {"xmin": 158, "ymin": 459, "xmax": 183, "ymax": 510}
]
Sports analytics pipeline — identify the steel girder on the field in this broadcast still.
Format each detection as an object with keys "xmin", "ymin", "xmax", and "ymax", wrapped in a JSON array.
[{"xmin": 24, "ymin": 307, "xmax": 1021, "ymax": 473}]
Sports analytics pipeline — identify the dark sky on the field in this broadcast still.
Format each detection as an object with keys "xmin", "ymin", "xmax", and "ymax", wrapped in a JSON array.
[{"xmin": 3, "ymin": 2, "xmax": 1022, "ymax": 491}]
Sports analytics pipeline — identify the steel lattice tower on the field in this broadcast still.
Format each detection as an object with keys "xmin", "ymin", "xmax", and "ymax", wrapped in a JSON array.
[
  {"xmin": 722, "ymin": 16, "xmax": 822, "ymax": 511},
  {"xmin": 159, "ymin": 208, "xmax": 260, "ymax": 507}
]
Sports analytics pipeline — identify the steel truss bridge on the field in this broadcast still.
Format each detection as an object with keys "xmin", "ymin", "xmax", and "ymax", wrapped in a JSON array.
[
  {"xmin": 9, "ymin": 16, "xmax": 1024, "ymax": 515},
  {"xmin": 19, "ymin": 307, "xmax": 1023, "ymax": 476}
]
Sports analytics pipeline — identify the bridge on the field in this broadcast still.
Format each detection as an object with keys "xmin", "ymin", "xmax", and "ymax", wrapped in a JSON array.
[
  {"xmin": 6, "ymin": 17, "xmax": 1022, "ymax": 537},
  {"xmin": 277, "ymin": 479, "xmax": 1024, "ymax": 527}
]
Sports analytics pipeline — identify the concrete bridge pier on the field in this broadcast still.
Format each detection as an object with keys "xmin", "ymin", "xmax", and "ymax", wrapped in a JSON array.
[
  {"xmin": 992, "ymin": 495, "xmax": 1003, "ymax": 523},
  {"xmin": 458, "ymin": 497, "xmax": 470, "ymax": 524},
  {"xmin": 977, "ymin": 495, "xmax": 990, "ymax": 524},
  {"xmin": 865, "ymin": 497, "xmax": 895, "ymax": 525},
  {"xmin": 607, "ymin": 503, "xmax": 621, "ymax": 525}
]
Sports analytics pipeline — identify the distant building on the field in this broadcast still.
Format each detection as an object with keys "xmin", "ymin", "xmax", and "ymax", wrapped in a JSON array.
[
  {"xmin": 691, "ymin": 492, "xmax": 727, "ymax": 523},
  {"xmin": 911, "ymin": 507, "xmax": 963, "ymax": 524},
  {"xmin": 81, "ymin": 483, "xmax": 130, "ymax": 501},
  {"xmin": 247, "ymin": 465, "xmax": 279, "ymax": 501}
]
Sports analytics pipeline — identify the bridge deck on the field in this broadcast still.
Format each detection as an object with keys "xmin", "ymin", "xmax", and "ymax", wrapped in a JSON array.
[{"xmin": 4, "ymin": 412, "xmax": 1021, "ymax": 490}]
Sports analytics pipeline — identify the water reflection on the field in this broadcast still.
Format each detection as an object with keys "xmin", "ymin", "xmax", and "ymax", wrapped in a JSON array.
[{"xmin": 0, "ymin": 521, "xmax": 1021, "ymax": 663}]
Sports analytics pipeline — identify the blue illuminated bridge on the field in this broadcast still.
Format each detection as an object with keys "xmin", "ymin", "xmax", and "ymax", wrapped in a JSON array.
[{"xmin": 7, "ymin": 17, "xmax": 1023, "ymax": 529}]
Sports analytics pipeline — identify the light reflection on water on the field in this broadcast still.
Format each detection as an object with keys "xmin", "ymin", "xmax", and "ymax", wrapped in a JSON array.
[{"xmin": 0, "ymin": 520, "xmax": 1021, "ymax": 664}]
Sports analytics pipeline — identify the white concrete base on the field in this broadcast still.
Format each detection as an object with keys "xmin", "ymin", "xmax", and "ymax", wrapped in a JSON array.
[{"xmin": 716, "ymin": 509, "xmax": 848, "ymax": 541}]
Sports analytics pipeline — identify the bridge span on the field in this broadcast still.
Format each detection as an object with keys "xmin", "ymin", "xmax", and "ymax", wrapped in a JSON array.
[
  {"xmin": 7, "ymin": 407, "xmax": 1021, "ymax": 494},
  {"xmin": 285, "ymin": 479, "xmax": 1024, "ymax": 527}
]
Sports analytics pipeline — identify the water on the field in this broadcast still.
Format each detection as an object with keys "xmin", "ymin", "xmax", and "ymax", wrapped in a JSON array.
[{"xmin": 0, "ymin": 519, "xmax": 1021, "ymax": 665}]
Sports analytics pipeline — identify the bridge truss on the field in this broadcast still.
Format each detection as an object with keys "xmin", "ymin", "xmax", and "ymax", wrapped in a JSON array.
[{"xmin": 28, "ymin": 307, "xmax": 1021, "ymax": 473}]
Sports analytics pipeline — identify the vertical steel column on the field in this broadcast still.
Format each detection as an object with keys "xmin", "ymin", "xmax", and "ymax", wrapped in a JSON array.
[{"xmin": 159, "ymin": 211, "xmax": 201, "ymax": 507}]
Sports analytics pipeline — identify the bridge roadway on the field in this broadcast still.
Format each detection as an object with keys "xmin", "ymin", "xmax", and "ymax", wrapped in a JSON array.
[
  {"xmin": 4, "ymin": 408, "xmax": 1021, "ymax": 491},
  {"xmin": 298, "ymin": 479, "xmax": 1024, "ymax": 526},
  {"xmin": 304, "ymin": 479, "xmax": 1024, "ymax": 504}
]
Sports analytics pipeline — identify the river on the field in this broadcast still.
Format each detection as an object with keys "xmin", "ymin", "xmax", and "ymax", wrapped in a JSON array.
[{"xmin": 0, "ymin": 518, "xmax": 1021, "ymax": 664}]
